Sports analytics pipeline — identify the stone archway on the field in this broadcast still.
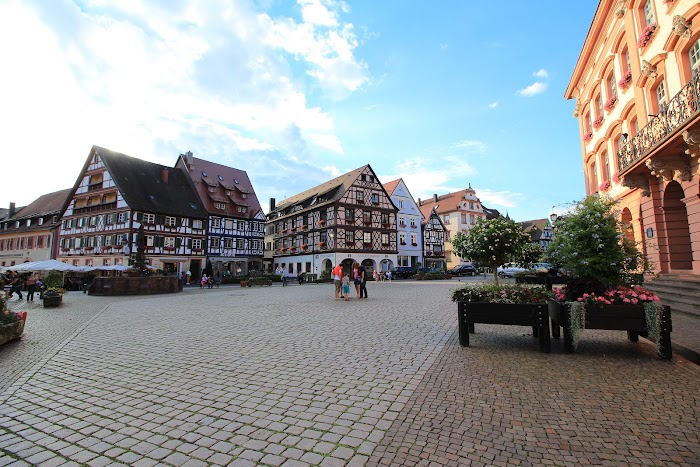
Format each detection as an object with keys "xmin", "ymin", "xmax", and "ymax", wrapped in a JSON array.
[
  {"xmin": 361, "ymin": 259, "xmax": 376, "ymax": 276},
  {"xmin": 663, "ymin": 181, "xmax": 693, "ymax": 270},
  {"xmin": 341, "ymin": 258, "xmax": 355, "ymax": 275}
]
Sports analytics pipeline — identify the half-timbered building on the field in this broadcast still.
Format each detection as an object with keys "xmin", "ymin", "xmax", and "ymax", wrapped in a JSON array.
[
  {"xmin": 57, "ymin": 146, "xmax": 207, "ymax": 276},
  {"xmin": 383, "ymin": 179, "xmax": 424, "ymax": 268},
  {"xmin": 176, "ymin": 151, "xmax": 265, "ymax": 276},
  {"xmin": 0, "ymin": 191, "xmax": 70, "ymax": 267},
  {"xmin": 267, "ymin": 165, "xmax": 398, "ymax": 277},
  {"xmin": 418, "ymin": 204, "xmax": 447, "ymax": 270}
]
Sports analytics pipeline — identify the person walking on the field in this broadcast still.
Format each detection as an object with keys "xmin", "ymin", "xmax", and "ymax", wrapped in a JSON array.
[
  {"xmin": 332, "ymin": 264, "xmax": 343, "ymax": 300},
  {"xmin": 297, "ymin": 271, "xmax": 305, "ymax": 285},
  {"xmin": 8, "ymin": 272, "xmax": 23, "ymax": 301},
  {"xmin": 358, "ymin": 263, "xmax": 368, "ymax": 299},
  {"xmin": 25, "ymin": 273, "xmax": 37, "ymax": 302},
  {"xmin": 214, "ymin": 272, "xmax": 221, "ymax": 288},
  {"xmin": 200, "ymin": 274, "xmax": 208, "ymax": 289}
]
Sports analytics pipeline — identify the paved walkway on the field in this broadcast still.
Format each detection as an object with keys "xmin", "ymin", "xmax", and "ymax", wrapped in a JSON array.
[{"xmin": 1, "ymin": 281, "xmax": 699, "ymax": 466}]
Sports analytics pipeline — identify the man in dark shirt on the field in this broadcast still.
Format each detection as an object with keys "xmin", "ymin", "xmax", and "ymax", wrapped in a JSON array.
[{"xmin": 358, "ymin": 264, "xmax": 368, "ymax": 299}]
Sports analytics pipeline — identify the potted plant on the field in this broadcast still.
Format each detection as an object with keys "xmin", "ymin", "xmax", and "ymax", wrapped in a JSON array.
[
  {"xmin": 451, "ymin": 283, "xmax": 551, "ymax": 352},
  {"xmin": 1, "ymin": 296, "xmax": 26, "ymax": 346},
  {"xmin": 546, "ymin": 195, "xmax": 671, "ymax": 358},
  {"xmin": 42, "ymin": 271, "xmax": 64, "ymax": 308}
]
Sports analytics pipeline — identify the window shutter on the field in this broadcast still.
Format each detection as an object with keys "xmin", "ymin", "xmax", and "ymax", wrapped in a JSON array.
[
  {"xmin": 176, "ymin": 238, "xmax": 182, "ymax": 248},
  {"xmin": 156, "ymin": 236, "xmax": 164, "ymax": 247},
  {"xmin": 155, "ymin": 215, "xmax": 165, "ymax": 225},
  {"xmin": 187, "ymin": 238, "xmax": 192, "ymax": 248},
  {"xmin": 134, "ymin": 212, "xmax": 142, "ymax": 222}
]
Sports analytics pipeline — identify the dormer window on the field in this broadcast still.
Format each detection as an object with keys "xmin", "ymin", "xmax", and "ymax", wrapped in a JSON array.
[
  {"xmin": 218, "ymin": 175, "xmax": 224, "ymax": 181},
  {"xmin": 15, "ymin": 221, "xmax": 19, "ymax": 228},
  {"xmin": 202, "ymin": 171, "xmax": 207, "ymax": 177},
  {"xmin": 234, "ymin": 179, "xmax": 239, "ymax": 184},
  {"xmin": 26, "ymin": 219, "xmax": 31, "ymax": 227},
  {"xmin": 208, "ymin": 186, "xmax": 216, "ymax": 193},
  {"xmin": 38, "ymin": 218, "xmax": 44, "ymax": 225}
]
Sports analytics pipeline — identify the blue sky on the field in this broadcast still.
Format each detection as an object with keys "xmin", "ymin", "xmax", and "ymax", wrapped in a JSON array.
[{"xmin": 0, "ymin": 0, "xmax": 598, "ymax": 221}]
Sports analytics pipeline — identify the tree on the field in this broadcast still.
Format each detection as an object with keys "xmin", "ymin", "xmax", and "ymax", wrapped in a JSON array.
[
  {"xmin": 452, "ymin": 217, "xmax": 530, "ymax": 283},
  {"xmin": 546, "ymin": 195, "xmax": 650, "ymax": 288},
  {"xmin": 521, "ymin": 243, "xmax": 544, "ymax": 267}
]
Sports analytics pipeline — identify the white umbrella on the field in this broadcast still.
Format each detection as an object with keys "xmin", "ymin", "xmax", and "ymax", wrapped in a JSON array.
[
  {"xmin": 21, "ymin": 260, "xmax": 81, "ymax": 272},
  {"xmin": 75, "ymin": 266, "xmax": 97, "ymax": 272},
  {"xmin": 96, "ymin": 265, "xmax": 128, "ymax": 271},
  {"xmin": 7, "ymin": 261, "xmax": 42, "ymax": 272}
]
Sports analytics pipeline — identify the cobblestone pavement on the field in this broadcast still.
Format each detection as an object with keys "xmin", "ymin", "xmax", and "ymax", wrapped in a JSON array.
[{"xmin": 1, "ymin": 281, "xmax": 699, "ymax": 466}]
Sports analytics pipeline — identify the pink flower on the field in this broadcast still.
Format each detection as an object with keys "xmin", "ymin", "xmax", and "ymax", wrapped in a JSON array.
[
  {"xmin": 583, "ymin": 293, "xmax": 589, "ymax": 299},
  {"xmin": 623, "ymin": 298, "xmax": 631, "ymax": 303},
  {"xmin": 631, "ymin": 298, "xmax": 638, "ymax": 304},
  {"xmin": 639, "ymin": 294, "xmax": 647, "ymax": 301},
  {"xmin": 577, "ymin": 298, "xmax": 584, "ymax": 302}
]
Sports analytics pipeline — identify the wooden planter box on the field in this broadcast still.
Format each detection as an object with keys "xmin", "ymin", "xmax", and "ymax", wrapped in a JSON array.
[
  {"xmin": 240, "ymin": 281, "xmax": 249, "ymax": 287},
  {"xmin": 43, "ymin": 294, "xmax": 63, "ymax": 308},
  {"xmin": 547, "ymin": 299, "xmax": 672, "ymax": 359},
  {"xmin": 457, "ymin": 302, "xmax": 550, "ymax": 353},
  {"xmin": 248, "ymin": 278, "xmax": 272, "ymax": 286},
  {"xmin": 0, "ymin": 320, "xmax": 25, "ymax": 345}
]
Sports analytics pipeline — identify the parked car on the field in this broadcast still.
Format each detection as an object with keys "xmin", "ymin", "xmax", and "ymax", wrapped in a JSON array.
[
  {"xmin": 448, "ymin": 264, "xmax": 478, "ymax": 276},
  {"xmin": 531, "ymin": 262, "xmax": 555, "ymax": 273},
  {"xmin": 497, "ymin": 263, "xmax": 528, "ymax": 278},
  {"xmin": 390, "ymin": 266, "xmax": 416, "ymax": 279},
  {"xmin": 417, "ymin": 267, "xmax": 440, "ymax": 274}
]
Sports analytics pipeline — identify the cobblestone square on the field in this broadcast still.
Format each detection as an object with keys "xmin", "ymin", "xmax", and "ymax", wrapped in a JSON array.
[{"xmin": 1, "ymin": 281, "xmax": 699, "ymax": 466}]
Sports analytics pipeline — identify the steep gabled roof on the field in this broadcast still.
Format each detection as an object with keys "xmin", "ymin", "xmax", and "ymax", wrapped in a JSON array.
[
  {"xmin": 11, "ymin": 189, "xmax": 71, "ymax": 220},
  {"xmin": 520, "ymin": 218, "xmax": 549, "ymax": 241},
  {"xmin": 418, "ymin": 188, "xmax": 483, "ymax": 215},
  {"xmin": 382, "ymin": 179, "xmax": 400, "ymax": 196},
  {"xmin": 270, "ymin": 165, "xmax": 370, "ymax": 215},
  {"xmin": 177, "ymin": 154, "xmax": 263, "ymax": 220},
  {"xmin": 94, "ymin": 146, "xmax": 207, "ymax": 219},
  {"xmin": 483, "ymin": 207, "xmax": 501, "ymax": 220}
]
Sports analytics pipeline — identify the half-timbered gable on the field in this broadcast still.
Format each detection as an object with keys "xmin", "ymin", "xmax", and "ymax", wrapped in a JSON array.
[
  {"xmin": 175, "ymin": 152, "xmax": 264, "ymax": 276},
  {"xmin": 418, "ymin": 204, "xmax": 447, "ymax": 270},
  {"xmin": 384, "ymin": 178, "xmax": 424, "ymax": 268},
  {"xmin": 266, "ymin": 164, "xmax": 399, "ymax": 276},
  {"xmin": 57, "ymin": 146, "xmax": 207, "ymax": 273}
]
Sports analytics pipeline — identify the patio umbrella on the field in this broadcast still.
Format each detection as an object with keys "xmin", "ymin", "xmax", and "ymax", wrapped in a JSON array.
[
  {"xmin": 7, "ymin": 261, "xmax": 42, "ymax": 272},
  {"xmin": 22, "ymin": 260, "xmax": 81, "ymax": 272}
]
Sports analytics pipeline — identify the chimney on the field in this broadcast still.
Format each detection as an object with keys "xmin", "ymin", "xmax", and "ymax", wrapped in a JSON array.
[
  {"xmin": 433, "ymin": 194, "xmax": 438, "ymax": 202},
  {"xmin": 184, "ymin": 151, "xmax": 194, "ymax": 170},
  {"xmin": 162, "ymin": 168, "xmax": 169, "ymax": 184},
  {"xmin": 9, "ymin": 202, "xmax": 16, "ymax": 218},
  {"xmin": 417, "ymin": 198, "xmax": 421, "ymax": 206},
  {"xmin": 270, "ymin": 198, "xmax": 276, "ymax": 212}
]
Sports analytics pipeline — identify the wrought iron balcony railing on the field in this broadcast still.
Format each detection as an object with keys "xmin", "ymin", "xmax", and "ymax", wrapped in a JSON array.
[{"xmin": 617, "ymin": 74, "xmax": 700, "ymax": 173}]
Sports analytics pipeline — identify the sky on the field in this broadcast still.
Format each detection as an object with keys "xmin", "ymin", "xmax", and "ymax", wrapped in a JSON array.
[{"xmin": 0, "ymin": 0, "xmax": 599, "ymax": 222}]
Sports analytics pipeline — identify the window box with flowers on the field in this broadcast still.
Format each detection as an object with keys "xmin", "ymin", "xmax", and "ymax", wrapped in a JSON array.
[
  {"xmin": 400, "ymin": 241, "xmax": 407, "ymax": 245},
  {"xmin": 603, "ymin": 96, "xmax": 617, "ymax": 112},
  {"xmin": 289, "ymin": 228, "xmax": 295, "ymax": 233},
  {"xmin": 317, "ymin": 220, "xmax": 326, "ymax": 227},
  {"xmin": 618, "ymin": 69, "xmax": 632, "ymax": 90},
  {"xmin": 426, "ymin": 251, "xmax": 433, "ymax": 257},
  {"xmin": 399, "ymin": 223, "xmax": 406, "ymax": 227},
  {"xmin": 637, "ymin": 24, "xmax": 657, "ymax": 48},
  {"xmin": 593, "ymin": 115, "xmax": 604, "ymax": 129},
  {"xmin": 434, "ymin": 251, "xmax": 445, "ymax": 257},
  {"xmin": 301, "ymin": 225, "xmax": 308, "ymax": 230},
  {"xmin": 280, "ymin": 247, "xmax": 287, "ymax": 252},
  {"xmin": 301, "ymin": 244, "xmax": 308, "ymax": 250},
  {"xmin": 281, "ymin": 229, "xmax": 287, "ymax": 234},
  {"xmin": 612, "ymin": 172, "xmax": 620, "ymax": 184},
  {"xmin": 411, "ymin": 243, "xmax": 418, "ymax": 246},
  {"xmin": 583, "ymin": 132, "xmax": 593, "ymax": 143},
  {"xmin": 318, "ymin": 241, "xmax": 326, "ymax": 248},
  {"xmin": 599, "ymin": 180, "xmax": 611, "ymax": 192}
]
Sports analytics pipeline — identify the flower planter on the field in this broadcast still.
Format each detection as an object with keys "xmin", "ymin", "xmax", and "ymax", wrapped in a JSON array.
[
  {"xmin": 0, "ymin": 320, "xmax": 25, "ymax": 346},
  {"xmin": 240, "ymin": 281, "xmax": 249, "ymax": 287},
  {"xmin": 547, "ymin": 299, "xmax": 672, "ymax": 359},
  {"xmin": 457, "ymin": 302, "xmax": 550, "ymax": 353},
  {"xmin": 43, "ymin": 294, "xmax": 63, "ymax": 308}
]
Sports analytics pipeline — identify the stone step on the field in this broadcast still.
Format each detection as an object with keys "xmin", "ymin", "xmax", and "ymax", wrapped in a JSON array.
[
  {"xmin": 645, "ymin": 282, "xmax": 700, "ymax": 297},
  {"xmin": 658, "ymin": 299, "xmax": 700, "ymax": 319}
]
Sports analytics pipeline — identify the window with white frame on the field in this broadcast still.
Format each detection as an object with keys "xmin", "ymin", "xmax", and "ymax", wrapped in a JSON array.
[
  {"xmin": 461, "ymin": 213, "xmax": 467, "ymax": 223},
  {"xmin": 690, "ymin": 39, "xmax": 700, "ymax": 78},
  {"xmin": 399, "ymin": 233, "xmax": 406, "ymax": 245},
  {"xmin": 192, "ymin": 239, "xmax": 202, "ymax": 250},
  {"xmin": 164, "ymin": 237, "xmax": 175, "ymax": 248},
  {"xmin": 381, "ymin": 233, "xmax": 389, "ymax": 245},
  {"xmin": 103, "ymin": 258, "xmax": 111, "ymax": 266},
  {"xmin": 165, "ymin": 216, "xmax": 176, "ymax": 227},
  {"xmin": 210, "ymin": 237, "xmax": 220, "ymax": 249},
  {"xmin": 118, "ymin": 212, "xmax": 127, "ymax": 223},
  {"xmin": 655, "ymin": 80, "xmax": 667, "ymax": 111},
  {"xmin": 410, "ymin": 218, "xmax": 416, "ymax": 227},
  {"xmin": 410, "ymin": 233, "xmax": 417, "ymax": 245},
  {"xmin": 211, "ymin": 218, "xmax": 221, "ymax": 229},
  {"xmin": 356, "ymin": 190, "xmax": 364, "ymax": 202},
  {"xmin": 224, "ymin": 238, "xmax": 233, "ymax": 249},
  {"xmin": 443, "ymin": 215, "xmax": 450, "ymax": 224},
  {"xmin": 643, "ymin": 0, "xmax": 655, "ymax": 26},
  {"xmin": 609, "ymin": 74, "xmax": 616, "ymax": 98},
  {"xmin": 398, "ymin": 200, "xmax": 404, "ymax": 209},
  {"xmin": 193, "ymin": 219, "xmax": 203, "ymax": 229},
  {"xmin": 596, "ymin": 96, "xmax": 603, "ymax": 117},
  {"xmin": 470, "ymin": 214, "xmax": 475, "ymax": 224},
  {"xmin": 86, "ymin": 259, "xmax": 93, "ymax": 267},
  {"xmin": 146, "ymin": 235, "xmax": 154, "ymax": 247},
  {"xmin": 143, "ymin": 213, "xmax": 155, "ymax": 224},
  {"xmin": 624, "ymin": 48, "xmax": 631, "ymax": 73},
  {"xmin": 603, "ymin": 152, "xmax": 611, "ymax": 181},
  {"xmin": 236, "ymin": 239, "xmax": 244, "ymax": 249},
  {"xmin": 399, "ymin": 216, "xmax": 404, "ymax": 226}
]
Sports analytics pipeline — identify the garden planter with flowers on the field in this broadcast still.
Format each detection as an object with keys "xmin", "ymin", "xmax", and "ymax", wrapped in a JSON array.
[
  {"xmin": 1, "ymin": 299, "xmax": 26, "ymax": 346},
  {"xmin": 546, "ymin": 195, "xmax": 671, "ymax": 359},
  {"xmin": 548, "ymin": 286, "xmax": 672, "ymax": 358},
  {"xmin": 452, "ymin": 284, "xmax": 551, "ymax": 353}
]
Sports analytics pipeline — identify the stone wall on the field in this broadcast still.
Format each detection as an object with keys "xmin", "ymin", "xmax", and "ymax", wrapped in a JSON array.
[{"xmin": 90, "ymin": 276, "xmax": 181, "ymax": 296}]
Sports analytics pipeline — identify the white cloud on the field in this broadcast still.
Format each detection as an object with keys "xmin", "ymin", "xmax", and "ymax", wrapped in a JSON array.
[
  {"xmin": 474, "ymin": 189, "xmax": 522, "ymax": 208},
  {"xmin": 0, "ymin": 0, "xmax": 369, "ymax": 208},
  {"xmin": 453, "ymin": 140, "xmax": 488, "ymax": 153},
  {"xmin": 488, "ymin": 101, "xmax": 499, "ymax": 108},
  {"xmin": 534, "ymin": 68, "xmax": 549, "ymax": 78},
  {"xmin": 516, "ymin": 82, "xmax": 548, "ymax": 97}
]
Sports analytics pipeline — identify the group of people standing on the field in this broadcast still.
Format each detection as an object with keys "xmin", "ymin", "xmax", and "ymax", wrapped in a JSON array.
[{"xmin": 333, "ymin": 262, "xmax": 368, "ymax": 301}]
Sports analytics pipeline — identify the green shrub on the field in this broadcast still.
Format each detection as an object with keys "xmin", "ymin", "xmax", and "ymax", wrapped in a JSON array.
[{"xmin": 45, "ymin": 271, "xmax": 63, "ymax": 289}]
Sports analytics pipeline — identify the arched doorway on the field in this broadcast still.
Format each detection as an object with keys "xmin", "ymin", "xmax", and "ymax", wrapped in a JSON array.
[
  {"xmin": 361, "ymin": 259, "xmax": 376, "ymax": 276},
  {"xmin": 663, "ymin": 181, "xmax": 692, "ymax": 270},
  {"xmin": 341, "ymin": 258, "xmax": 355, "ymax": 275},
  {"xmin": 322, "ymin": 258, "xmax": 333, "ymax": 273}
]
